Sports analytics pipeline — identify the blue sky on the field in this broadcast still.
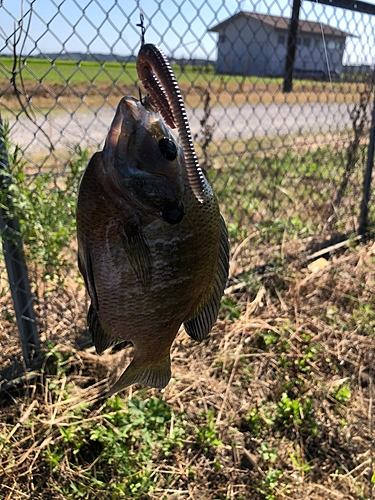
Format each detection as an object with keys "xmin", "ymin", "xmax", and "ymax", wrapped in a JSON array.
[{"xmin": 1, "ymin": 0, "xmax": 375, "ymax": 64}]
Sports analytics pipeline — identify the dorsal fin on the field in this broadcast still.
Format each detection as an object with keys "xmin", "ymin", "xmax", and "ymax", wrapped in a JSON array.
[{"xmin": 184, "ymin": 215, "xmax": 229, "ymax": 342}]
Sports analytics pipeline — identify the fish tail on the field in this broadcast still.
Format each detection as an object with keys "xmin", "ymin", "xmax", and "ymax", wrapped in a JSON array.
[{"xmin": 106, "ymin": 354, "xmax": 171, "ymax": 397}]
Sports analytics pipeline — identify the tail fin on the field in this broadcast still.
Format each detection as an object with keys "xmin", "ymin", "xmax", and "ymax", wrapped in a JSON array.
[{"xmin": 106, "ymin": 354, "xmax": 171, "ymax": 397}]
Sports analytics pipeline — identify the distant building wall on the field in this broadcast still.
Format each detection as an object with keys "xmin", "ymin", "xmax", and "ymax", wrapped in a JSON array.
[
  {"xmin": 216, "ymin": 15, "xmax": 274, "ymax": 76},
  {"xmin": 214, "ymin": 14, "xmax": 346, "ymax": 77}
]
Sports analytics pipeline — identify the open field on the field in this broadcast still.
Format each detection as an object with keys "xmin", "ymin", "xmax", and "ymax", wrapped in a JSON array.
[{"xmin": 0, "ymin": 56, "xmax": 367, "ymax": 116}]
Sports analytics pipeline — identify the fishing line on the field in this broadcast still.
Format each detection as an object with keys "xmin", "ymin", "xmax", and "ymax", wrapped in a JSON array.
[
  {"xmin": 315, "ymin": 0, "xmax": 333, "ymax": 90},
  {"xmin": 136, "ymin": 9, "xmax": 146, "ymax": 47},
  {"xmin": 136, "ymin": 4, "xmax": 146, "ymax": 103}
]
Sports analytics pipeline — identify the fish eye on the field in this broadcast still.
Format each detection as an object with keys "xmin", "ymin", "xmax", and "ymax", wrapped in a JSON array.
[{"xmin": 158, "ymin": 138, "xmax": 177, "ymax": 161}]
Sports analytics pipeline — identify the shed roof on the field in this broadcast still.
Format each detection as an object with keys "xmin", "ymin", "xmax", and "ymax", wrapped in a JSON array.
[{"xmin": 208, "ymin": 11, "xmax": 353, "ymax": 38}]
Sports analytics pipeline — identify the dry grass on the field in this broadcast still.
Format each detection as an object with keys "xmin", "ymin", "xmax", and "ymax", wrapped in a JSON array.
[
  {"xmin": 1, "ymin": 236, "xmax": 375, "ymax": 499},
  {"xmin": 0, "ymin": 77, "xmax": 365, "ymax": 117}
]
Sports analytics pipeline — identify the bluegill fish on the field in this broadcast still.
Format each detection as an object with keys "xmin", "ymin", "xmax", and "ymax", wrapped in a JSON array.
[{"xmin": 76, "ymin": 44, "xmax": 229, "ymax": 396}]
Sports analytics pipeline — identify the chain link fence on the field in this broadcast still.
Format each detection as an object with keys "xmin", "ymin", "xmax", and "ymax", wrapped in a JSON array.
[{"xmin": 0, "ymin": 0, "xmax": 374, "ymax": 380}]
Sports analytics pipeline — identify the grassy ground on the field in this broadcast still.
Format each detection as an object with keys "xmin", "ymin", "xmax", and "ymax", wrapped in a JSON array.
[
  {"xmin": 0, "ymin": 56, "xmax": 366, "ymax": 116},
  {"xmin": 0, "ymin": 130, "xmax": 362, "ymax": 283},
  {"xmin": 1, "ymin": 238, "xmax": 374, "ymax": 499},
  {"xmin": 0, "ymin": 100, "xmax": 372, "ymax": 499},
  {"xmin": 203, "ymin": 133, "xmax": 362, "ymax": 243}
]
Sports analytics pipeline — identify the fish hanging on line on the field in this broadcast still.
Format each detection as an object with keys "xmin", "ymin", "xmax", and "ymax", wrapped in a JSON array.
[{"xmin": 76, "ymin": 43, "xmax": 229, "ymax": 396}]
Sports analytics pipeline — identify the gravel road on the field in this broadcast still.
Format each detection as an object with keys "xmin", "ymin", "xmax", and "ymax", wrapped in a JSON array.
[{"xmin": 7, "ymin": 101, "xmax": 354, "ymax": 155}]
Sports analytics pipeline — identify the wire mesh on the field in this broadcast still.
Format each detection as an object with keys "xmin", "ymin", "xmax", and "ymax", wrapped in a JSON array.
[{"xmin": 0, "ymin": 0, "xmax": 374, "ymax": 376}]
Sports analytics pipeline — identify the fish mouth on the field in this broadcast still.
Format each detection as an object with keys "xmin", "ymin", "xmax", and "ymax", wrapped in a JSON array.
[
  {"xmin": 102, "ymin": 97, "xmax": 135, "ymax": 165},
  {"xmin": 161, "ymin": 202, "xmax": 184, "ymax": 225}
]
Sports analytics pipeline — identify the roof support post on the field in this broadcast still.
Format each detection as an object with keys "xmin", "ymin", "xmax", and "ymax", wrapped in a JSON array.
[{"xmin": 283, "ymin": 0, "xmax": 301, "ymax": 93}]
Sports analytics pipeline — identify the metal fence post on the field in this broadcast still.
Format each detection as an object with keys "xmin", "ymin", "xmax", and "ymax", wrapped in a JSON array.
[
  {"xmin": 0, "ymin": 114, "xmax": 39, "ymax": 367},
  {"xmin": 359, "ymin": 83, "xmax": 375, "ymax": 234}
]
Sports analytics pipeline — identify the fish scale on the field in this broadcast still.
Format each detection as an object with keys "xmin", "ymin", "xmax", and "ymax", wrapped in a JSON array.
[{"xmin": 77, "ymin": 92, "xmax": 229, "ymax": 396}]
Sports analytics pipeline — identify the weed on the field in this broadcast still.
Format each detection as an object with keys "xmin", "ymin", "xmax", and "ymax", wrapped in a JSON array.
[
  {"xmin": 0, "ymin": 121, "xmax": 88, "ymax": 284},
  {"xmin": 247, "ymin": 392, "xmax": 318, "ymax": 437},
  {"xmin": 258, "ymin": 468, "xmax": 283, "ymax": 500},
  {"xmin": 238, "ymin": 355, "xmax": 253, "ymax": 381},
  {"xmin": 334, "ymin": 384, "xmax": 351, "ymax": 404},
  {"xmin": 295, "ymin": 343, "xmax": 322, "ymax": 373},
  {"xmin": 220, "ymin": 297, "xmax": 242, "ymax": 321},
  {"xmin": 352, "ymin": 303, "xmax": 375, "ymax": 336},
  {"xmin": 255, "ymin": 330, "xmax": 280, "ymax": 350},
  {"xmin": 194, "ymin": 89, "xmax": 215, "ymax": 173},
  {"xmin": 277, "ymin": 393, "xmax": 318, "ymax": 435},
  {"xmin": 195, "ymin": 409, "xmax": 223, "ymax": 452},
  {"xmin": 247, "ymin": 404, "xmax": 278, "ymax": 436},
  {"xmin": 290, "ymin": 445, "xmax": 311, "ymax": 476},
  {"xmin": 45, "ymin": 447, "xmax": 65, "ymax": 473},
  {"xmin": 333, "ymin": 384, "xmax": 352, "ymax": 415},
  {"xmin": 44, "ymin": 395, "xmax": 185, "ymax": 499},
  {"xmin": 258, "ymin": 442, "xmax": 277, "ymax": 463},
  {"xmin": 44, "ymin": 341, "xmax": 73, "ymax": 377}
]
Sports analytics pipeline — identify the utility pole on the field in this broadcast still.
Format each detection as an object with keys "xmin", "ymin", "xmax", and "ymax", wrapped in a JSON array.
[{"xmin": 283, "ymin": 0, "xmax": 301, "ymax": 93}]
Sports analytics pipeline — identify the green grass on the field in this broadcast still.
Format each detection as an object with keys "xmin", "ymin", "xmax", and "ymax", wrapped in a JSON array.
[
  {"xmin": 207, "ymin": 141, "xmax": 364, "ymax": 242},
  {"xmin": 0, "ymin": 121, "xmax": 88, "ymax": 285},
  {"xmin": 0, "ymin": 55, "xmax": 356, "ymax": 92},
  {"xmin": 45, "ymin": 394, "xmax": 185, "ymax": 499},
  {"xmin": 0, "ymin": 56, "xmax": 217, "ymax": 87},
  {"xmin": 0, "ymin": 119, "xmax": 363, "ymax": 285},
  {"xmin": 0, "ymin": 56, "xmax": 140, "ymax": 86}
]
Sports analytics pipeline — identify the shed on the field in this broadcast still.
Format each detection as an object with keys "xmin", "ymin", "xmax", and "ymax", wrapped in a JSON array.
[{"xmin": 208, "ymin": 11, "xmax": 353, "ymax": 78}]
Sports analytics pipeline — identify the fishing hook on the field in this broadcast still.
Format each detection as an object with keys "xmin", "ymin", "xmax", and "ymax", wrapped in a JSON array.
[{"xmin": 136, "ymin": 10, "xmax": 146, "ymax": 47}]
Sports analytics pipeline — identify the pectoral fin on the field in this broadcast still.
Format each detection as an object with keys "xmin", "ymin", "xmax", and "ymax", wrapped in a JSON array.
[
  {"xmin": 106, "ymin": 353, "xmax": 171, "ymax": 396},
  {"xmin": 121, "ymin": 221, "xmax": 152, "ymax": 288},
  {"xmin": 78, "ymin": 249, "xmax": 99, "ymax": 310},
  {"xmin": 79, "ymin": 249, "xmax": 126, "ymax": 355},
  {"xmin": 88, "ymin": 304, "xmax": 129, "ymax": 354},
  {"xmin": 184, "ymin": 215, "xmax": 229, "ymax": 342}
]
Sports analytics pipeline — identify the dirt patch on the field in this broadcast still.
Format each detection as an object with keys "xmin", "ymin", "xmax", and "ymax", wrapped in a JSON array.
[{"xmin": 1, "ymin": 77, "xmax": 364, "ymax": 117}]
